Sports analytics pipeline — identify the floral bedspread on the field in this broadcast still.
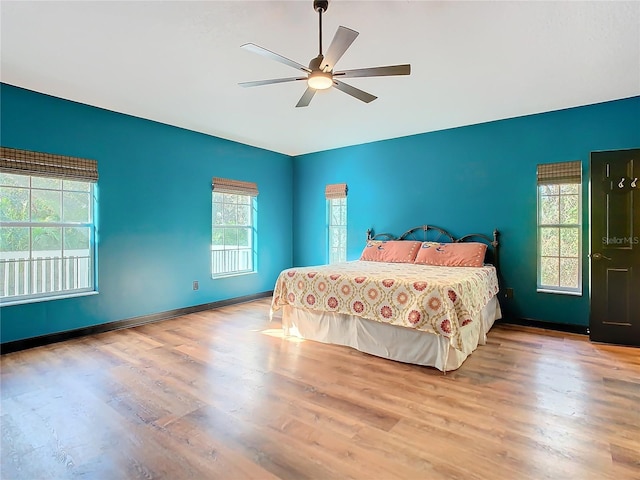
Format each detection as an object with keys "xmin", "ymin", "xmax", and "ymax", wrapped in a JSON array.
[{"xmin": 271, "ymin": 261, "xmax": 499, "ymax": 353}]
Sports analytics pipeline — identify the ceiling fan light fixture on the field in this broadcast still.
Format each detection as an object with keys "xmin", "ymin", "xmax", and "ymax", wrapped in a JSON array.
[{"xmin": 307, "ymin": 71, "xmax": 333, "ymax": 90}]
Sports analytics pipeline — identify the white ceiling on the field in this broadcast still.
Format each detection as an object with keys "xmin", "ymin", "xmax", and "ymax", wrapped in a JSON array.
[{"xmin": 1, "ymin": 1, "xmax": 639, "ymax": 156}]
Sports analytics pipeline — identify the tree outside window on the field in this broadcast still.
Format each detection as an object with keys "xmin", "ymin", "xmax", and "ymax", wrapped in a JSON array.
[{"xmin": 537, "ymin": 182, "xmax": 581, "ymax": 294}]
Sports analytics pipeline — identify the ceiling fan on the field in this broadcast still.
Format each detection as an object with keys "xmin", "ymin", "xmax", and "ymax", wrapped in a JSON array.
[{"xmin": 239, "ymin": 0, "xmax": 411, "ymax": 107}]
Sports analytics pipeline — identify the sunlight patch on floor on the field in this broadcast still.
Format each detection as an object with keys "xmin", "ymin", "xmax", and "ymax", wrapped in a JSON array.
[{"xmin": 257, "ymin": 328, "xmax": 306, "ymax": 343}]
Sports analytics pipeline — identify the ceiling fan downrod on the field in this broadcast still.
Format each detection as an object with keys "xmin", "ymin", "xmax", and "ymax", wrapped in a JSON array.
[{"xmin": 314, "ymin": 0, "xmax": 329, "ymax": 56}]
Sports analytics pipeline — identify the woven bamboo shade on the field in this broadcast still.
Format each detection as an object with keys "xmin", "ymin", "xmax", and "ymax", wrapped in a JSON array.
[
  {"xmin": 325, "ymin": 183, "xmax": 348, "ymax": 199},
  {"xmin": 0, "ymin": 146, "xmax": 98, "ymax": 182},
  {"xmin": 537, "ymin": 161, "xmax": 582, "ymax": 185},
  {"xmin": 212, "ymin": 177, "xmax": 259, "ymax": 196}
]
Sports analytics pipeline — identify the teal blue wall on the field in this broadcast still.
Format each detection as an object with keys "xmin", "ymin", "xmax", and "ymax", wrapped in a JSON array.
[
  {"xmin": 292, "ymin": 96, "xmax": 640, "ymax": 326},
  {"xmin": 0, "ymin": 84, "xmax": 293, "ymax": 343},
  {"xmin": 2, "ymin": 83, "xmax": 638, "ymax": 339}
]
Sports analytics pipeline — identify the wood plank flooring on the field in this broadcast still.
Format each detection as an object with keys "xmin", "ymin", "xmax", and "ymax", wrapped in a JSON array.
[{"xmin": 1, "ymin": 298, "xmax": 639, "ymax": 479}]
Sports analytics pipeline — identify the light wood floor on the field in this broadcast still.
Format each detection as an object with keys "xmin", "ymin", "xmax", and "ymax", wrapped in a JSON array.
[{"xmin": 1, "ymin": 298, "xmax": 639, "ymax": 480}]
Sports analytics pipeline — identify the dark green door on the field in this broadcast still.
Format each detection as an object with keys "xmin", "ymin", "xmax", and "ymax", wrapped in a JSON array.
[{"xmin": 589, "ymin": 148, "xmax": 640, "ymax": 346}]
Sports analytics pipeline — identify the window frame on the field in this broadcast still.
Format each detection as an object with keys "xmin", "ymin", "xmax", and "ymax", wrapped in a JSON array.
[
  {"xmin": 0, "ymin": 172, "xmax": 97, "ymax": 304},
  {"xmin": 211, "ymin": 191, "xmax": 257, "ymax": 278},
  {"xmin": 536, "ymin": 182, "xmax": 582, "ymax": 295},
  {"xmin": 327, "ymin": 196, "xmax": 347, "ymax": 264}
]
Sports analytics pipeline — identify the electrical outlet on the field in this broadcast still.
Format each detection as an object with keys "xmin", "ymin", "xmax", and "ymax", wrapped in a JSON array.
[
  {"xmin": 193, "ymin": 280, "xmax": 199, "ymax": 291},
  {"xmin": 505, "ymin": 287, "xmax": 514, "ymax": 299}
]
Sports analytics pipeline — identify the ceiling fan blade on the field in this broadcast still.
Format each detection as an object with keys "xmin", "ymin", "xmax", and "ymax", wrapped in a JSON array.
[
  {"xmin": 321, "ymin": 26, "xmax": 359, "ymax": 72},
  {"xmin": 239, "ymin": 77, "xmax": 306, "ymax": 88},
  {"xmin": 333, "ymin": 80, "xmax": 377, "ymax": 103},
  {"xmin": 296, "ymin": 87, "xmax": 316, "ymax": 108},
  {"xmin": 241, "ymin": 43, "xmax": 311, "ymax": 73},
  {"xmin": 335, "ymin": 64, "xmax": 411, "ymax": 79}
]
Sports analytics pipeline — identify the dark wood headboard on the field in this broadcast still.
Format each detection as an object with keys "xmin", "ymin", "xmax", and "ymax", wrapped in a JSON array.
[{"xmin": 366, "ymin": 225, "xmax": 500, "ymax": 269}]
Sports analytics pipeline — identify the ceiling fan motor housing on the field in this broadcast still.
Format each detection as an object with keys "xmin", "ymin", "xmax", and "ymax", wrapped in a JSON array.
[
  {"xmin": 309, "ymin": 55, "xmax": 324, "ymax": 71},
  {"xmin": 314, "ymin": 0, "xmax": 329, "ymax": 12}
]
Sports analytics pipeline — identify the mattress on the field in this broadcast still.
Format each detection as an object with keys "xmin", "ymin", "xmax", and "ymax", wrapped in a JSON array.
[{"xmin": 271, "ymin": 260, "xmax": 500, "ymax": 355}]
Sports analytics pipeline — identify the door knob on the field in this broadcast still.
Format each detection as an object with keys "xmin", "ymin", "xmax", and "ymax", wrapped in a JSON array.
[{"xmin": 590, "ymin": 252, "xmax": 612, "ymax": 261}]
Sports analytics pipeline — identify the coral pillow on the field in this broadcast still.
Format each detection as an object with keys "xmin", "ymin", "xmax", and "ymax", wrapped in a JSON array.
[
  {"xmin": 360, "ymin": 240, "xmax": 421, "ymax": 263},
  {"xmin": 414, "ymin": 242, "xmax": 487, "ymax": 267}
]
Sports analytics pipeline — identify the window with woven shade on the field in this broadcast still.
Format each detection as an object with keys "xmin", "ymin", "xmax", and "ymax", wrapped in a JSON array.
[
  {"xmin": 326, "ymin": 183, "xmax": 348, "ymax": 264},
  {"xmin": 211, "ymin": 177, "xmax": 258, "ymax": 277},
  {"xmin": 537, "ymin": 161, "xmax": 582, "ymax": 295},
  {"xmin": 0, "ymin": 147, "xmax": 98, "ymax": 303}
]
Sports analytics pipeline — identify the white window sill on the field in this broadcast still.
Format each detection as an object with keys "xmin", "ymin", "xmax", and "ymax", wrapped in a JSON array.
[
  {"xmin": 0, "ymin": 290, "xmax": 99, "ymax": 307},
  {"xmin": 536, "ymin": 288, "xmax": 582, "ymax": 297},
  {"xmin": 212, "ymin": 271, "xmax": 257, "ymax": 280}
]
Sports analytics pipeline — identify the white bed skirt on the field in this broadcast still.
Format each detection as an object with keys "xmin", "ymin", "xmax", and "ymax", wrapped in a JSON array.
[{"xmin": 278, "ymin": 297, "xmax": 501, "ymax": 372}]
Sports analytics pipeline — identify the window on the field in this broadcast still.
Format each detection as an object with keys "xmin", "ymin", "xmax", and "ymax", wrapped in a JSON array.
[
  {"xmin": 0, "ymin": 147, "xmax": 98, "ymax": 303},
  {"xmin": 326, "ymin": 183, "xmax": 348, "ymax": 264},
  {"xmin": 537, "ymin": 161, "xmax": 582, "ymax": 295},
  {"xmin": 212, "ymin": 177, "xmax": 258, "ymax": 278}
]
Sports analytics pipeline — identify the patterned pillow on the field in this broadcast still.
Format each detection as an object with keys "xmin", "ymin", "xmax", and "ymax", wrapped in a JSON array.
[
  {"xmin": 414, "ymin": 242, "xmax": 487, "ymax": 267},
  {"xmin": 359, "ymin": 240, "xmax": 421, "ymax": 263}
]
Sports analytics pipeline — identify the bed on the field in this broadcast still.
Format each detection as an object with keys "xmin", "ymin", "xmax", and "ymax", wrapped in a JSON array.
[{"xmin": 270, "ymin": 225, "xmax": 501, "ymax": 372}]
